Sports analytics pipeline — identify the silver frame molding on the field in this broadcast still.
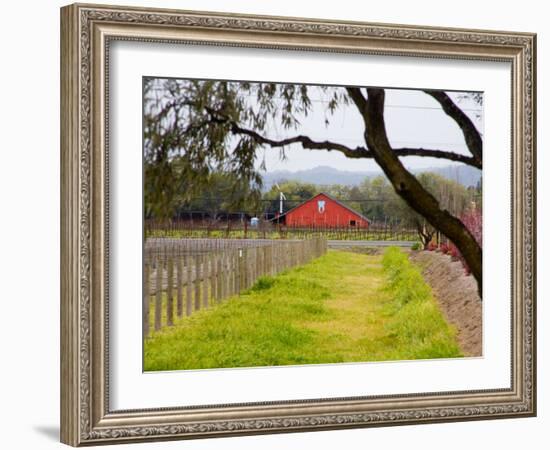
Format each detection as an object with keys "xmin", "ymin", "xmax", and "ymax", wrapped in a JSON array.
[{"xmin": 60, "ymin": 3, "xmax": 536, "ymax": 446}]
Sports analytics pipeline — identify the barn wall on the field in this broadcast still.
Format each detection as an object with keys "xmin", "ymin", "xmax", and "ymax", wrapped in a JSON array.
[{"xmin": 285, "ymin": 194, "xmax": 369, "ymax": 228}]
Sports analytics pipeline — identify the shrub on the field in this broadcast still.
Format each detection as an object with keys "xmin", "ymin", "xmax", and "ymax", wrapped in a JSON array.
[
  {"xmin": 439, "ymin": 242, "xmax": 450, "ymax": 254},
  {"xmin": 411, "ymin": 242, "xmax": 422, "ymax": 251},
  {"xmin": 427, "ymin": 241, "xmax": 438, "ymax": 251},
  {"xmin": 449, "ymin": 245, "xmax": 459, "ymax": 260},
  {"xmin": 448, "ymin": 209, "xmax": 482, "ymax": 275}
]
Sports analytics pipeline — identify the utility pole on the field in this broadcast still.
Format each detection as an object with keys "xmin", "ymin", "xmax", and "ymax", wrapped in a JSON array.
[{"xmin": 274, "ymin": 183, "xmax": 286, "ymax": 215}]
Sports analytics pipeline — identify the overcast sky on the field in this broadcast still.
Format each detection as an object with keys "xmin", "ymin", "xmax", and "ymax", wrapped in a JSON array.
[{"xmin": 253, "ymin": 88, "xmax": 483, "ymax": 173}]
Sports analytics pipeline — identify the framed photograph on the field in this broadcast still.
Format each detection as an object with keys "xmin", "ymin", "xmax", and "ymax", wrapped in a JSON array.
[{"xmin": 60, "ymin": 3, "xmax": 536, "ymax": 446}]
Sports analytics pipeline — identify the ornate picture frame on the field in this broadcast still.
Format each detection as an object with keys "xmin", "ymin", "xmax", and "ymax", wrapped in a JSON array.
[{"xmin": 60, "ymin": 3, "xmax": 536, "ymax": 446}]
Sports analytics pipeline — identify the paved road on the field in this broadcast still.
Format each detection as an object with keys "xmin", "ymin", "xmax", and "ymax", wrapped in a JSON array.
[{"xmin": 328, "ymin": 240, "xmax": 414, "ymax": 248}]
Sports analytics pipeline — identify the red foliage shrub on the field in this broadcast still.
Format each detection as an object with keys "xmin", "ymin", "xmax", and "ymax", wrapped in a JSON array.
[
  {"xmin": 448, "ymin": 209, "xmax": 482, "ymax": 275},
  {"xmin": 449, "ymin": 245, "xmax": 459, "ymax": 259},
  {"xmin": 427, "ymin": 241, "xmax": 438, "ymax": 251},
  {"xmin": 439, "ymin": 242, "xmax": 450, "ymax": 254}
]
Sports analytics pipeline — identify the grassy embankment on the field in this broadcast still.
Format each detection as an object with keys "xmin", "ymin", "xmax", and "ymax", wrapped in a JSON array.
[{"xmin": 144, "ymin": 248, "xmax": 460, "ymax": 371}]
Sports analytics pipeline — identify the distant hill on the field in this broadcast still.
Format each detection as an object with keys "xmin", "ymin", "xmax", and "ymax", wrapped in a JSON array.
[
  {"xmin": 262, "ymin": 166, "xmax": 380, "ymax": 188},
  {"xmin": 424, "ymin": 165, "xmax": 481, "ymax": 187},
  {"xmin": 262, "ymin": 164, "xmax": 481, "ymax": 189}
]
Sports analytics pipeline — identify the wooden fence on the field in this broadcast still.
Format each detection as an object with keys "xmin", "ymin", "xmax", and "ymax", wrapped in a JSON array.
[{"xmin": 143, "ymin": 238, "xmax": 327, "ymax": 337}]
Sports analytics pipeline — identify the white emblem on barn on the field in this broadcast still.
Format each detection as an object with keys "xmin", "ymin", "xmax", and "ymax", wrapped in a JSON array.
[{"xmin": 317, "ymin": 200, "xmax": 326, "ymax": 213}]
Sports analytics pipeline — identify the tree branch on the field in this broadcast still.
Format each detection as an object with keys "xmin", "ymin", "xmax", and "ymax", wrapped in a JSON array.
[
  {"xmin": 346, "ymin": 87, "xmax": 369, "ymax": 113},
  {"xmin": 231, "ymin": 125, "xmax": 371, "ymax": 158},
  {"xmin": 206, "ymin": 107, "xmax": 370, "ymax": 158},
  {"xmin": 207, "ymin": 107, "xmax": 480, "ymax": 167},
  {"xmin": 392, "ymin": 147, "xmax": 480, "ymax": 168},
  {"xmin": 423, "ymin": 90, "xmax": 483, "ymax": 166}
]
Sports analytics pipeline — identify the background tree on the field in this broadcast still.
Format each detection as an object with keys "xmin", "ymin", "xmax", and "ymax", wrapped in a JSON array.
[
  {"xmin": 174, "ymin": 172, "xmax": 261, "ymax": 221},
  {"xmin": 262, "ymin": 180, "xmax": 317, "ymax": 216},
  {"xmin": 357, "ymin": 176, "xmax": 391, "ymax": 221},
  {"xmin": 385, "ymin": 173, "xmax": 473, "ymax": 249}
]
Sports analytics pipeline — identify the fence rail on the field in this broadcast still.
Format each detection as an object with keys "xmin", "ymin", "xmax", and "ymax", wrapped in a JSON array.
[
  {"xmin": 143, "ymin": 238, "xmax": 327, "ymax": 338},
  {"xmin": 145, "ymin": 238, "xmax": 289, "ymax": 258}
]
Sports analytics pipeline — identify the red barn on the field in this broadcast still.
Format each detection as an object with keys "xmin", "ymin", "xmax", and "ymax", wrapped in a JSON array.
[{"xmin": 276, "ymin": 193, "xmax": 370, "ymax": 228}]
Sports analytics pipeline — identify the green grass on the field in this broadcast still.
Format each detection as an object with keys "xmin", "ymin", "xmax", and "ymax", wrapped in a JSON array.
[
  {"xmin": 144, "ymin": 248, "xmax": 461, "ymax": 371},
  {"xmin": 377, "ymin": 247, "xmax": 462, "ymax": 360}
]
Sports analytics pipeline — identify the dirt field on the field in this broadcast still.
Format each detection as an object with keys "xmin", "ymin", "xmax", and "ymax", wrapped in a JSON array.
[{"xmin": 409, "ymin": 251, "xmax": 482, "ymax": 357}]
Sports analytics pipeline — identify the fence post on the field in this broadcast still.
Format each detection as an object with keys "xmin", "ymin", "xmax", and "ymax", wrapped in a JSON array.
[
  {"xmin": 276, "ymin": 243, "xmax": 281, "ymax": 274},
  {"xmin": 251, "ymin": 247, "xmax": 255, "ymax": 288},
  {"xmin": 143, "ymin": 263, "xmax": 150, "ymax": 338},
  {"xmin": 258, "ymin": 246, "xmax": 262, "ymax": 279},
  {"xmin": 262, "ymin": 245, "xmax": 269, "ymax": 276},
  {"xmin": 253, "ymin": 246, "xmax": 258, "ymax": 283},
  {"xmin": 286, "ymin": 242, "xmax": 290, "ymax": 270},
  {"xmin": 203, "ymin": 253, "xmax": 209, "ymax": 308},
  {"xmin": 256, "ymin": 246, "xmax": 260, "ymax": 280},
  {"xmin": 253, "ymin": 246, "xmax": 258, "ymax": 281},
  {"xmin": 233, "ymin": 248, "xmax": 238, "ymax": 292},
  {"xmin": 267, "ymin": 244, "xmax": 271, "ymax": 275},
  {"xmin": 216, "ymin": 252, "xmax": 222, "ymax": 302},
  {"xmin": 194, "ymin": 254, "xmax": 201, "ymax": 312},
  {"xmin": 238, "ymin": 248, "xmax": 244, "ymax": 294},
  {"xmin": 176, "ymin": 256, "xmax": 183, "ymax": 318},
  {"xmin": 288, "ymin": 242, "xmax": 292, "ymax": 269},
  {"xmin": 241, "ymin": 248, "xmax": 246, "ymax": 290},
  {"xmin": 185, "ymin": 254, "xmax": 192, "ymax": 316},
  {"xmin": 211, "ymin": 252, "xmax": 217, "ymax": 303},
  {"xmin": 245, "ymin": 248, "xmax": 251, "ymax": 289},
  {"xmin": 221, "ymin": 252, "xmax": 227, "ymax": 300},
  {"xmin": 230, "ymin": 250, "xmax": 237, "ymax": 296},
  {"xmin": 155, "ymin": 256, "xmax": 163, "ymax": 331},
  {"xmin": 166, "ymin": 257, "xmax": 174, "ymax": 326},
  {"xmin": 230, "ymin": 252, "xmax": 235, "ymax": 298}
]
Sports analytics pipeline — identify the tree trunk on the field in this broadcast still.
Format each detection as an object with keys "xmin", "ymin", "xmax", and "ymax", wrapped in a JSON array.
[
  {"xmin": 347, "ymin": 88, "xmax": 482, "ymax": 296},
  {"xmin": 414, "ymin": 219, "xmax": 434, "ymax": 250}
]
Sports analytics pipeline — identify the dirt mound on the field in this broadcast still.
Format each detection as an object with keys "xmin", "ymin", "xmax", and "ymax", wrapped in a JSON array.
[{"xmin": 409, "ymin": 251, "xmax": 482, "ymax": 357}]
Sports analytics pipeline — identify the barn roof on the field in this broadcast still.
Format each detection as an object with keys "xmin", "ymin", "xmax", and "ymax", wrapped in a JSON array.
[{"xmin": 273, "ymin": 192, "xmax": 371, "ymax": 223}]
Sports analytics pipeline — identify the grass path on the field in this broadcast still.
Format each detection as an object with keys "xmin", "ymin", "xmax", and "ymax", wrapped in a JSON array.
[{"xmin": 144, "ymin": 250, "xmax": 461, "ymax": 371}]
